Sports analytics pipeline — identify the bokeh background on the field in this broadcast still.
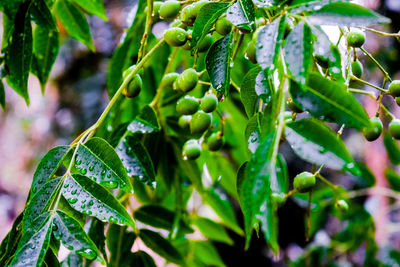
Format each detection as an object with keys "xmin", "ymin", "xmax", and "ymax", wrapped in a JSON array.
[{"xmin": 1, "ymin": 0, "xmax": 400, "ymax": 265}]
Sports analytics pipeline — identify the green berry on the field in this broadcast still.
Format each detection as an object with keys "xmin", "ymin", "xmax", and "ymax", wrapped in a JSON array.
[
  {"xmin": 314, "ymin": 54, "xmax": 329, "ymax": 69},
  {"xmin": 159, "ymin": 1, "xmax": 181, "ymax": 19},
  {"xmin": 351, "ymin": 60, "xmax": 363, "ymax": 79},
  {"xmin": 152, "ymin": 2, "xmax": 163, "ymax": 21},
  {"xmin": 271, "ymin": 192, "xmax": 286, "ymax": 207},
  {"xmin": 347, "ymin": 31, "xmax": 366, "ymax": 48},
  {"xmin": 363, "ymin": 117, "xmax": 382, "ymax": 142},
  {"xmin": 389, "ymin": 119, "xmax": 400, "ymax": 139},
  {"xmin": 176, "ymin": 96, "xmax": 199, "ymax": 115},
  {"xmin": 288, "ymin": 100, "xmax": 303, "ymax": 113},
  {"xmin": 123, "ymin": 74, "xmax": 142, "ymax": 98},
  {"xmin": 215, "ymin": 16, "xmax": 233, "ymax": 36},
  {"xmin": 177, "ymin": 68, "xmax": 198, "ymax": 92},
  {"xmin": 190, "ymin": 111, "xmax": 212, "ymax": 134},
  {"xmin": 246, "ymin": 42, "xmax": 257, "ymax": 64},
  {"xmin": 200, "ymin": 94, "xmax": 218, "ymax": 113},
  {"xmin": 293, "ymin": 172, "xmax": 316, "ymax": 193},
  {"xmin": 207, "ymin": 131, "xmax": 224, "ymax": 151},
  {"xmin": 161, "ymin": 72, "xmax": 179, "ymax": 88},
  {"xmin": 178, "ymin": 115, "xmax": 191, "ymax": 130},
  {"xmin": 164, "ymin": 27, "xmax": 188, "ymax": 47},
  {"xmin": 198, "ymin": 34, "xmax": 213, "ymax": 52},
  {"xmin": 336, "ymin": 200, "xmax": 349, "ymax": 212},
  {"xmin": 389, "ymin": 80, "xmax": 400, "ymax": 97},
  {"xmin": 182, "ymin": 139, "xmax": 201, "ymax": 160},
  {"xmin": 180, "ymin": 4, "xmax": 196, "ymax": 26},
  {"xmin": 192, "ymin": 0, "xmax": 209, "ymax": 17}
]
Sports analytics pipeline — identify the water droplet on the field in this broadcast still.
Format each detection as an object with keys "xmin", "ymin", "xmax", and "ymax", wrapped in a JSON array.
[
  {"xmin": 81, "ymin": 204, "xmax": 86, "ymax": 209},
  {"xmin": 109, "ymin": 216, "xmax": 118, "ymax": 223},
  {"xmin": 80, "ymin": 168, "xmax": 87, "ymax": 175},
  {"xmin": 103, "ymin": 181, "xmax": 118, "ymax": 189},
  {"xmin": 76, "ymin": 159, "xmax": 82, "ymax": 165},
  {"xmin": 71, "ymin": 189, "xmax": 77, "ymax": 195},
  {"xmin": 89, "ymin": 166, "xmax": 94, "ymax": 171},
  {"xmin": 88, "ymin": 200, "xmax": 94, "ymax": 206},
  {"xmin": 68, "ymin": 198, "xmax": 78, "ymax": 204},
  {"xmin": 64, "ymin": 184, "xmax": 69, "ymax": 188}
]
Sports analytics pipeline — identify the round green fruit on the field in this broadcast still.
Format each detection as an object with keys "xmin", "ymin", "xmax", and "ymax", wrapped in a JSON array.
[
  {"xmin": 363, "ymin": 117, "xmax": 382, "ymax": 142},
  {"xmin": 180, "ymin": 4, "xmax": 196, "ymax": 26},
  {"xmin": 123, "ymin": 74, "xmax": 142, "ymax": 98},
  {"xmin": 293, "ymin": 172, "xmax": 316, "ymax": 193},
  {"xmin": 200, "ymin": 94, "xmax": 218, "ymax": 113},
  {"xmin": 389, "ymin": 80, "xmax": 400, "ymax": 97},
  {"xmin": 161, "ymin": 72, "xmax": 179, "ymax": 88},
  {"xmin": 177, "ymin": 68, "xmax": 198, "ymax": 92},
  {"xmin": 198, "ymin": 34, "xmax": 213, "ymax": 52},
  {"xmin": 271, "ymin": 192, "xmax": 286, "ymax": 207},
  {"xmin": 336, "ymin": 199, "xmax": 349, "ymax": 212},
  {"xmin": 389, "ymin": 119, "xmax": 400, "ymax": 139},
  {"xmin": 164, "ymin": 27, "xmax": 188, "ymax": 47},
  {"xmin": 190, "ymin": 111, "xmax": 212, "ymax": 134},
  {"xmin": 192, "ymin": 0, "xmax": 209, "ymax": 17},
  {"xmin": 351, "ymin": 60, "xmax": 363, "ymax": 79},
  {"xmin": 152, "ymin": 2, "xmax": 163, "ymax": 21},
  {"xmin": 159, "ymin": 1, "xmax": 181, "ymax": 19},
  {"xmin": 178, "ymin": 115, "xmax": 191, "ymax": 130},
  {"xmin": 215, "ymin": 16, "xmax": 233, "ymax": 36},
  {"xmin": 288, "ymin": 100, "xmax": 303, "ymax": 113},
  {"xmin": 207, "ymin": 131, "xmax": 224, "ymax": 151},
  {"xmin": 347, "ymin": 31, "xmax": 366, "ymax": 48},
  {"xmin": 246, "ymin": 42, "xmax": 257, "ymax": 64},
  {"xmin": 176, "ymin": 96, "xmax": 199, "ymax": 115},
  {"xmin": 182, "ymin": 139, "xmax": 201, "ymax": 160}
]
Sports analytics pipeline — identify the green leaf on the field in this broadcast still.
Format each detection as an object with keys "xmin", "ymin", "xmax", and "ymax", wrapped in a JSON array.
[
  {"xmin": 134, "ymin": 205, "xmax": 193, "ymax": 234},
  {"xmin": 5, "ymin": 1, "xmax": 33, "ymax": 105},
  {"xmin": 355, "ymin": 162, "xmax": 376, "ymax": 188},
  {"xmin": 206, "ymin": 33, "xmax": 233, "ymax": 96},
  {"xmin": 257, "ymin": 197, "xmax": 278, "ymax": 254},
  {"xmin": 122, "ymin": 251, "xmax": 157, "ymax": 267},
  {"xmin": 203, "ymin": 189, "xmax": 243, "ymax": 235},
  {"xmin": 285, "ymin": 119, "xmax": 359, "ymax": 174},
  {"xmin": 289, "ymin": 73, "xmax": 370, "ymax": 129},
  {"xmin": 275, "ymin": 154, "xmax": 289, "ymax": 193},
  {"xmin": 61, "ymin": 174, "xmax": 135, "ymax": 228},
  {"xmin": 256, "ymin": 15, "xmax": 286, "ymax": 71},
  {"xmin": 87, "ymin": 219, "xmax": 107, "ymax": 262},
  {"xmin": 107, "ymin": 224, "xmax": 136, "ymax": 267},
  {"xmin": 24, "ymin": 178, "xmax": 62, "ymax": 229},
  {"xmin": 284, "ymin": 21, "xmax": 313, "ymax": 85},
  {"xmin": 116, "ymin": 135, "xmax": 156, "ymax": 187},
  {"xmin": 30, "ymin": 146, "xmax": 69, "ymax": 200},
  {"xmin": 75, "ymin": 137, "xmax": 133, "ymax": 193},
  {"xmin": 61, "ymin": 253, "xmax": 83, "ymax": 267},
  {"xmin": 226, "ymin": 0, "xmax": 255, "ymax": 32},
  {"xmin": 127, "ymin": 105, "xmax": 161, "ymax": 134},
  {"xmin": 383, "ymin": 132, "xmax": 400, "ymax": 165},
  {"xmin": 0, "ymin": 79, "xmax": 5, "ymax": 110},
  {"xmin": 72, "ymin": 0, "xmax": 107, "ymax": 20},
  {"xmin": 32, "ymin": 25, "xmax": 59, "ymax": 92},
  {"xmin": 308, "ymin": 2, "xmax": 390, "ymax": 26},
  {"xmin": 139, "ymin": 229, "xmax": 184, "ymax": 265},
  {"xmin": 193, "ymin": 217, "xmax": 234, "ymax": 245},
  {"xmin": 30, "ymin": 0, "xmax": 56, "ymax": 29},
  {"xmin": 54, "ymin": 0, "xmax": 95, "ymax": 51},
  {"xmin": 192, "ymin": 241, "xmax": 226, "ymax": 267},
  {"xmin": 0, "ymin": 213, "xmax": 23, "ymax": 266},
  {"xmin": 384, "ymin": 168, "xmax": 400, "ymax": 192},
  {"xmin": 53, "ymin": 210, "xmax": 104, "ymax": 263},
  {"xmin": 290, "ymin": 0, "xmax": 350, "ymax": 14},
  {"xmin": 190, "ymin": 2, "xmax": 229, "ymax": 49},
  {"xmin": 245, "ymin": 114, "xmax": 261, "ymax": 153},
  {"xmin": 10, "ymin": 213, "xmax": 53, "ymax": 267}
]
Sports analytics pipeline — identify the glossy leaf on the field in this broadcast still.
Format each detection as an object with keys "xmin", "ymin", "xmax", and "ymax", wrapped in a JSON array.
[
  {"xmin": 24, "ymin": 178, "xmax": 62, "ymax": 228},
  {"xmin": 284, "ymin": 21, "xmax": 313, "ymax": 85},
  {"xmin": 193, "ymin": 217, "xmax": 234, "ymax": 245},
  {"xmin": 127, "ymin": 105, "xmax": 160, "ymax": 134},
  {"xmin": 285, "ymin": 119, "xmax": 359, "ymax": 174},
  {"xmin": 192, "ymin": 241, "xmax": 226, "ymax": 267},
  {"xmin": 75, "ymin": 137, "xmax": 133, "ymax": 193},
  {"xmin": 122, "ymin": 251, "xmax": 156, "ymax": 267},
  {"xmin": 30, "ymin": 0, "xmax": 56, "ymax": 29},
  {"xmin": 32, "ymin": 25, "xmax": 59, "ymax": 92},
  {"xmin": 383, "ymin": 132, "xmax": 400, "ymax": 165},
  {"xmin": 107, "ymin": 224, "xmax": 136, "ymax": 267},
  {"xmin": 139, "ymin": 229, "xmax": 184, "ymax": 265},
  {"xmin": 54, "ymin": 0, "xmax": 95, "ymax": 51},
  {"xmin": 206, "ymin": 33, "xmax": 233, "ymax": 96},
  {"xmin": 290, "ymin": 0, "xmax": 350, "ymax": 14},
  {"xmin": 72, "ymin": 0, "xmax": 107, "ymax": 20},
  {"xmin": 275, "ymin": 154, "xmax": 289, "ymax": 193},
  {"xmin": 30, "ymin": 146, "xmax": 68, "ymax": 200},
  {"xmin": 53, "ymin": 210, "xmax": 103, "ymax": 263},
  {"xmin": 61, "ymin": 253, "xmax": 83, "ymax": 267},
  {"xmin": 245, "ymin": 114, "xmax": 261, "ymax": 153},
  {"xmin": 116, "ymin": 134, "xmax": 156, "ymax": 187},
  {"xmin": 256, "ymin": 16, "xmax": 286, "ymax": 71},
  {"xmin": 190, "ymin": 2, "xmax": 229, "ymax": 49},
  {"xmin": 384, "ymin": 168, "xmax": 400, "ymax": 192},
  {"xmin": 257, "ymin": 197, "xmax": 278, "ymax": 254},
  {"xmin": 10, "ymin": 213, "xmax": 53, "ymax": 267},
  {"xmin": 134, "ymin": 205, "xmax": 193, "ymax": 234},
  {"xmin": 61, "ymin": 174, "xmax": 135, "ymax": 228},
  {"xmin": 5, "ymin": 1, "xmax": 32, "ymax": 105},
  {"xmin": 0, "ymin": 213, "xmax": 23, "ymax": 266},
  {"xmin": 308, "ymin": 2, "xmax": 390, "ymax": 26},
  {"xmin": 289, "ymin": 73, "xmax": 370, "ymax": 129},
  {"xmin": 226, "ymin": 0, "xmax": 255, "ymax": 32}
]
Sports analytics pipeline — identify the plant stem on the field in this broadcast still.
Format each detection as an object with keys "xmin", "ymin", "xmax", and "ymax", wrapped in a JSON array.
[
  {"xmin": 349, "ymin": 88, "xmax": 376, "ymax": 98},
  {"xmin": 137, "ymin": 0, "xmax": 154, "ymax": 62},
  {"xmin": 316, "ymin": 173, "xmax": 338, "ymax": 190},
  {"xmin": 360, "ymin": 47, "xmax": 392, "ymax": 82},
  {"xmin": 349, "ymin": 75, "xmax": 388, "ymax": 93},
  {"xmin": 361, "ymin": 27, "xmax": 400, "ymax": 38}
]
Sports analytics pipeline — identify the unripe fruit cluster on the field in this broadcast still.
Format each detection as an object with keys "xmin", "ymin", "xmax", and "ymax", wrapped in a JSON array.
[{"xmin": 362, "ymin": 115, "xmax": 400, "ymax": 142}]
